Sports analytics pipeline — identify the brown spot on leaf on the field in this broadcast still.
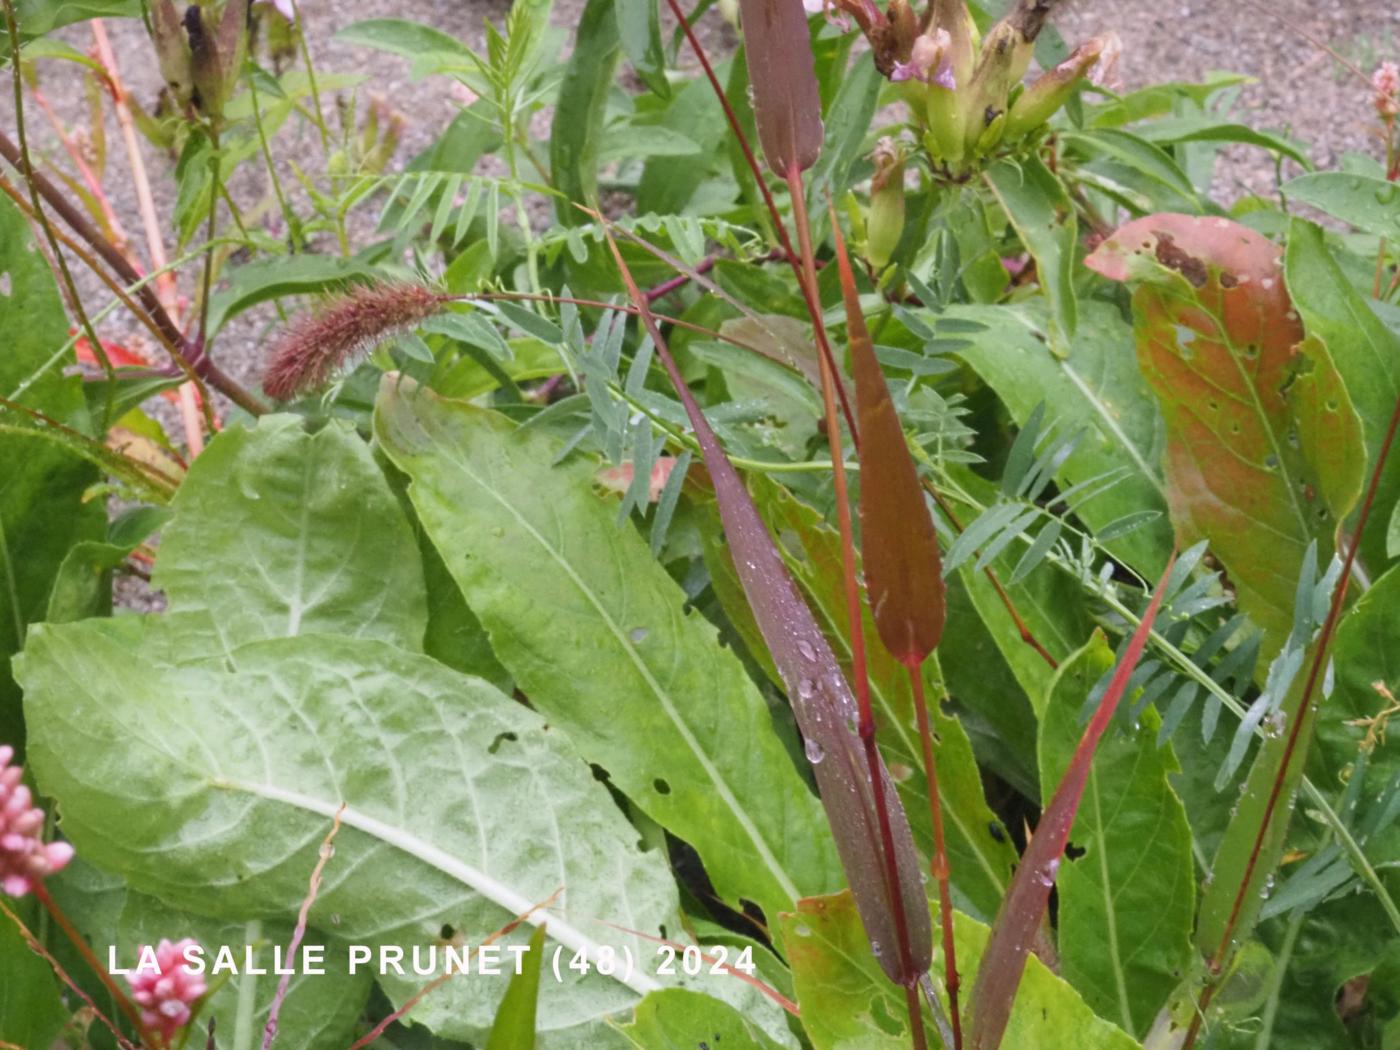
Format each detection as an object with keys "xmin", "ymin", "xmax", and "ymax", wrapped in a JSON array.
[{"xmin": 1153, "ymin": 233, "xmax": 1208, "ymax": 288}]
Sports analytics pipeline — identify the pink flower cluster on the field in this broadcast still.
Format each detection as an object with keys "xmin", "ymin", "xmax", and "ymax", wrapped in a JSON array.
[
  {"xmin": 1375, "ymin": 61, "xmax": 1400, "ymax": 120},
  {"xmin": 124, "ymin": 939, "xmax": 208, "ymax": 1043},
  {"xmin": 0, "ymin": 744, "xmax": 74, "ymax": 897}
]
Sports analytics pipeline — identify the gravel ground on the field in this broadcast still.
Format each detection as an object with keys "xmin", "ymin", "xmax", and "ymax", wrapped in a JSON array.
[{"xmin": 4, "ymin": 0, "xmax": 1394, "ymax": 397}]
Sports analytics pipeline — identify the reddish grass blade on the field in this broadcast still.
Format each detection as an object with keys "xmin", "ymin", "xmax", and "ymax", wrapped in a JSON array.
[
  {"xmin": 831, "ymin": 210, "xmax": 961, "ymax": 1046},
  {"xmin": 735, "ymin": 0, "xmax": 824, "ymax": 175},
  {"xmin": 598, "ymin": 220, "xmax": 933, "ymax": 1000},
  {"xmin": 968, "ymin": 553, "xmax": 1177, "ymax": 1050},
  {"xmin": 830, "ymin": 219, "xmax": 945, "ymax": 666}
]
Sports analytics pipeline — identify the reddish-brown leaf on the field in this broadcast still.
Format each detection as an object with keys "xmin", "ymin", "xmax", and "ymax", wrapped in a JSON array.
[
  {"xmin": 967, "ymin": 554, "xmax": 1175, "ymax": 1050},
  {"xmin": 600, "ymin": 224, "xmax": 932, "ymax": 986},
  {"xmin": 832, "ymin": 224, "xmax": 945, "ymax": 666},
  {"xmin": 736, "ymin": 0, "xmax": 824, "ymax": 175},
  {"xmin": 1085, "ymin": 214, "xmax": 1364, "ymax": 653}
]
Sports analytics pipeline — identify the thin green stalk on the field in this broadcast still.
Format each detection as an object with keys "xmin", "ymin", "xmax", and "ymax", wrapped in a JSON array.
[
  {"xmin": 248, "ymin": 67, "xmax": 300, "ymax": 248},
  {"xmin": 289, "ymin": 0, "xmax": 329, "ymax": 153},
  {"xmin": 196, "ymin": 123, "xmax": 222, "ymax": 349}
]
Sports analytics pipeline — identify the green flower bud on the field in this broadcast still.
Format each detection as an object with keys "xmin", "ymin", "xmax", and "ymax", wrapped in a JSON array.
[
  {"xmin": 1004, "ymin": 36, "xmax": 1108, "ymax": 140},
  {"xmin": 865, "ymin": 139, "xmax": 906, "ymax": 269}
]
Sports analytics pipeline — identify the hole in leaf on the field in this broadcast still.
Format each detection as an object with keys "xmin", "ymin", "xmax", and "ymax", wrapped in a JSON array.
[
  {"xmin": 653, "ymin": 778, "xmax": 671, "ymax": 795},
  {"xmin": 0, "ymin": 272, "xmax": 10, "ymax": 297},
  {"xmin": 487, "ymin": 731, "xmax": 518, "ymax": 754},
  {"xmin": 439, "ymin": 924, "xmax": 456, "ymax": 940},
  {"xmin": 629, "ymin": 626, "xmax": 649, "ymax": 643}
]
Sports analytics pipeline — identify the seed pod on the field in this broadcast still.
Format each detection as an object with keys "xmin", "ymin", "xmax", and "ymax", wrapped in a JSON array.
[
  {"xmin": 150, "ymin": 0, "xmax": 196, "ymax": 109},
  {"xmin": 959, "ymin": 17, "xmax": 1032, "ymax": 155},
  {"xmin": 738, "ymin": 0, "xmax": 824, "ymax": 174},
  {"xmin": 865, "ymin": 140, "xmax": 906, "ymax": 270},
  {"xmin": 1004, "ymin": 36, "xmax": 1106, "ymax": 140},
  {"xmin": 189, "ymin": 0, "xmax": 250, "ymax": 119}
]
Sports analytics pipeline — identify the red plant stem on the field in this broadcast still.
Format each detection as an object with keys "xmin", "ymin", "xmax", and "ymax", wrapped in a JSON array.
[
  {"xmin": 1181, "ymin": 389, "xmax": 1400, "ymax": 1050},
  {"xmin": 909, "ymin": 666, "xmax": 961, "ymax": 1049},
  {"xmin": 788, "ymin": 164, "xmax": 925, "ymax": 1050},
  {"xmin": 661, "ymin": 0, "xmax": 858, "ymax": 440},
  {"xmin": 924, "ymin": 480, "xmax": 1059, "ymax": 670},
  {"xmin": 645, "ymin": 254, "xmax": 719, "ymax": 301},
  {"xmin": 263, "ymin": 806, "xmax": 344, "ymax": 1049},
  {"xmin": 33, "ymin": 880, "xmax": 156, "ymax": 1046}
]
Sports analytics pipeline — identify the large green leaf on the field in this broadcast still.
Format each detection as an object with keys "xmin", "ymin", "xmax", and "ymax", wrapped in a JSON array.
[
  {"xmin": 985, "ymin": 155, "xmax": 1079, "ymax": 339},
  {"xmin": 1086, "ymin": 214, "xmax": 1366, "ymax": 654},
  {"xmin": 374, "ymin": 379, "xmax": 842, "ymax": 928},
  {"xmin": 1039, "ymin": 633, "xmax": 1194, "ymax": 1038},
  {"xmin": 153, "ymin": 415, "xmax": 427, "ymax": 653},
  {"xmin": 1284, "ymin": 219, "xmax": 1400, "ymax": 577},
  {"xmin": 550, "ymin": 0, "xmax": 620, "ymax": 223},
  {"xmin": 1283, "ymin": 173, "xmax": 1400, "ymax": 241},
  {"xmin": 618, "ymin": 989, "xmax": 788, "ymax": 1049},
  {"xmin": 780, "ymin": 891, "xmax": 1141, "ymax": 1050},
  {"xmin": 950, "ymin": 299, "xmax": 1173, "ymax": 576},
  {"xmin": 0, "ymin": 193, "xmax": 103, "ymax": 748},
  {"xmin": 17, "ymin": 621, "xmax": 785, "ymax": 1046}
]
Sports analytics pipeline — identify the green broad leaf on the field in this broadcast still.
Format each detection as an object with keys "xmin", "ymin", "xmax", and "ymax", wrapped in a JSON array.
[
  {"xmin": 434, "ymin": 336, "xmax": 563, "ymax": 400},
  {"xmin": 1086, "ymin": 214, "xmax": 1366, "ymax": 655},
  {"xmin": 618, "ymin": 989, "xmax": 788, "ymax": 1049},
  {"xmin": 0, "ymin": 193, "xmax": 104, "ymax": 749},
  {"xmin": 637, "ymin": 71, "xmax": 733, "ymax": 215},
  {"xmin": 17, "ymin": 622, "xmax": 787, "ymax": 1046},
  {"xmin": 0, "ymin": 897, "xmax": 67, "ymax": 1048},
  {"xmin": 780, "ymin": 891, "xmax": 1141, "ymax": 1050},
  {"xmin": 985, "ymin": 155, "xmax": 1079, "ymax": 340},
  {"xmin": 1283, "ymin": 173, "xmax": 1400, "ymax": 240},
  {"xmin": 45, "ymin": 539, "xmax": 134, "ymax": 623},
  {"xmin": 613, "ymin": 0, "xmax": 668, "ymax": 97},
  {"xmin": 335, "ymin": 18, "xmax": 476, "ymax": 69},
  {"xmin": 153, "ymin": 415, "xmax": 427, "ymax": 653},
  {"xmin": 374, "ymin": 378, "xmax": 842, "ymax": 930},
  {"xmin": 1059, "ymin": 129, "xmax": 1200, "ymax": 212},
  {"xmin": 1285, "ymin": 219, "xmax": 1400, "ymax": 576},
  {"xmin": 1039, "ymin": 633, "xmax": 1195, "ymax": 1038},
  {"xmin": 727, "ymin": 477, "xmax": 1017, "ymax": 922},
  {"xmin": 205, "ymin": 256, "xmax": 383, "ymax": 339},
  {"xmin": 1, "ymin": 0, "xmax": 138, "ymax": 62},
  {"xmin": 550, "ymin": 0, "xmax": 621, "ymax": 224},
  {"xmin": 1133, "ymin": 117, "xmax": 1312, "ymax": 170},
  {"xmin": 950, "ymin": 300, "xmax": 1174, "ymax": 576},
  {"xmin": 486, "ymin": 924, "xmax": 546, "ymax": 1050}
]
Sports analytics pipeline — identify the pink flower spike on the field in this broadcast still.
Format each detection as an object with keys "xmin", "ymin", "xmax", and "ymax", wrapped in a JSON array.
[
  {"xmin": 122, "ymin": 938, "xmax": 207, "ymax": 1044},
  {"xmin": 1374, "ymin": 61, "xmax": 1399, "ymax": 119},
  {"xmin": 0, "ymin": 745, "xmax": 74, "ymax": 898}
]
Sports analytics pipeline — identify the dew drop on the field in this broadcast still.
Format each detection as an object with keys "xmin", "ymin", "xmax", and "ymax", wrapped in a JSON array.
[
  {"xmin": 796, "ymin": 639, "xmax": 817, "ymax": 662},
  {"xmin": 804, "ymin": 738, "xmax": 826, "ymax": 764},
  {"xmin": 797, "ymin": 678, "xmax": 816, "ymax": 699}
]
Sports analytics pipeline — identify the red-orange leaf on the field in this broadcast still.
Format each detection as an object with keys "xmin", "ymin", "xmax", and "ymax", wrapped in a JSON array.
[
  {"xmin": 833, "ymin": 225, "xmax": 945, "ymax": 665},
  {"xmin": 1085, "ymin": 214, "xmax": 1364, "ymax": 653}
]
